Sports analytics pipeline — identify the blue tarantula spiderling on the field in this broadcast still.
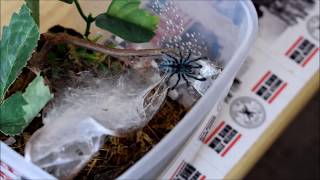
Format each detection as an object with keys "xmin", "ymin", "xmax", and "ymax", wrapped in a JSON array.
[{"xmin": 156, "ymin": 50, "xmax": 208, "ymax": 90}]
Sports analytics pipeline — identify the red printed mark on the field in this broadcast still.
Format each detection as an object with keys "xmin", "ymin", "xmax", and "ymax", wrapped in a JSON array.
[
  {"xmin": 268, "ymin": 82, "xmax": 288, "ymax": 104},
  {"xmin": 199, "ymin": 175, "xmax": 206, "ymax": 180},
  {"xmin": 169, "ymin": 161, "xmax": 185, "ymax": 180},
  {"xmin": 0, "ymin": 171, "xmax": 12, "ymax": 180},
  {"xmin": 0, "ymin": 161, "xmax": 16, "ymax": 176},
  {"xmin": 302, "ymin": 48, "xmax": 320, "ymax": 67},
  {"xmin": 251, "ymin": 71, "xmax": 271, "ymax": 92},
  {"xmin": 204, "ymin": 121, "xmax": 225, "ymax": 144},
  {"xmin": 221, "ymin": 134, "xmax": 242, "ymax": 157},
  {"xmin": 285, "ymin": 36, "xmax": 303, "ymax": 56}
]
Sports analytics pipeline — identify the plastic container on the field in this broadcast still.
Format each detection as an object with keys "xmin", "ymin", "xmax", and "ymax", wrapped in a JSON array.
[{"xmin": 119, "ymin": 0, "xmax": 258, "ymax": 179}]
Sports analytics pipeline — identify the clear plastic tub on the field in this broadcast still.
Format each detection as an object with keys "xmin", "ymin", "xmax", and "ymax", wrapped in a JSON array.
[{"xmin": 119, "ymin": 0, "xmax": 258, "ymax": 179}]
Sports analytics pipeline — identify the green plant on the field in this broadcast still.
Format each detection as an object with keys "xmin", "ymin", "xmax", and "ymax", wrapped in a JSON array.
[
  {"xmin": 59, "ymin": 0, "xmax": 160, "ymax": 42},
  {"xmin": 0, "ymin": 5, "xmax": 52, "ymax": 135},
  {"xmin": 25, "ymin": 0, "xmax": 39, "ymax": 26},
  {"xmin": 0, "ymin": 0, "xmax": 162, "ymax": 136}
]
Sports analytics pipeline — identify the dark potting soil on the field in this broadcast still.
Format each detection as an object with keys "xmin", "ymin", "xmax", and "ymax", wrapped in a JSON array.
[{"xmin": 0, "ymin": 26, "xmax": 188, "ymax": 179}]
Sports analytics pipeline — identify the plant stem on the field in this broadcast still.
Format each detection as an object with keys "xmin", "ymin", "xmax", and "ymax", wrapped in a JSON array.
[
  {"xmin": 74, "ymin": 0, "xmax": 87, "ymax": 21},
  {"xmin": 85, "ymin": 14, "xmax": 96, "ymax": 38},
  {"xmin": 31, "ymin": 33, "xmax": 174, "ymax": 71},
  {"xmin": 73, "ymin": 0, "xmax": 95, "ymax": 38},
  {"xmin": 42, "ymin": 33, "xmax": 174, "ymax": 58}
]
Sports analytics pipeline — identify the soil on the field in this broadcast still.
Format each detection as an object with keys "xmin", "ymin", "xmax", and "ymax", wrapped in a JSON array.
[
  {"xmin": 76, "ymin": 98, "xmax": 186, "ymax": 179},
  {"xmin": 0, "ymin": 25, "xmax": 188, "ymax": 179}
]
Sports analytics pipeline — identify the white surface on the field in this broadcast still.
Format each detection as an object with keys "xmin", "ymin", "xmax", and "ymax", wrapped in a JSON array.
[
  {"xmin": 158, "ymin": 1, "xmax": 319, "ymax": 179},
  {"xmin": 0, "ymin": 142, "xmax": 56, "ymax": 180}
]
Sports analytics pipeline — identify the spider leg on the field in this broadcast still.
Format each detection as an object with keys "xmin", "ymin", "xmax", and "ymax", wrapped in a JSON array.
[
  {"xmin": 185, "ymin": 69, "xmax": 193, "ymax": 75},
  {"xmin": 189, "ymin": 64, "xmax": 203, "ymax": 68},
  {"xmin": 179, "ymin": 49, "xmax": 183, "ymax": 63},
  {"xmin": 182, "ymin": 73, "xmax": 190, "ymax": 86},
  {"xmin": 180, "ymin": 50, "xmax": 190, "ymax": 65},
  {"xmin": 156, "ymin": 58, "xmax": 167, "ymax": 67},
  {"xmin": 159, "ymin": 64, "xmax": 174, "ymax": 68},
  {"xmin": 170, "ymin": 73, "xmax": 181, "ymax": 90},
  {"xmin": 186, "ymin": 50, "xmax": 192, "ymax": 61},
  {"xmin": 165, "ymin": 53, "xmax": 179, "ymax": 65},
  {"xmin": 185, "ymin": 73, "xmax": 207, "ymax": 81},
  {"xmin": 159, "ymin": 64, "xmax": 172, "ymax": 72},
  {"xmin": 167, "ymin": 71, "xmax": 176, "ymax": 82},
  {"xmin": 192, "ymin": 62, "xmax": 202, "ymax": 66},
  {"xmin": 185, "ymin": 56, "xmax": 208, "ymax": 64}
]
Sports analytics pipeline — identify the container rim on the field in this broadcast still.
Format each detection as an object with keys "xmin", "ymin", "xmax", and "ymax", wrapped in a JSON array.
[{"xmin": 119, "ymin": 0, "xmax": 258, "ymax": 179}]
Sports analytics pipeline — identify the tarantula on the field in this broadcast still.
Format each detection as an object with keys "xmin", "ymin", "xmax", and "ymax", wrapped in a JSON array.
[{"xmin": 157, "ymin": 50, "xmax": 207, "ymax": 90}]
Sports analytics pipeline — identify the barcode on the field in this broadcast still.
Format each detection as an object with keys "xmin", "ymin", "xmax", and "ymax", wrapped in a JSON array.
[
  {"xmin": 286, "ymin": 36, "xmax": 319, "ymax": 67},
  {"xmin": 254, "ymin": 0, "xmax": 315, "ymax": 26},
  {"xmin": 199, "ymin": 116, "xmax": 216, "ymax": 142},
  {"xmin": 202, "ymin": 122, "xmax": 241, "ymax": 157},
  {"xmin": 171, "ymin": 161, "xmax": 205, "ymax": 180},
  {"xmin": 252, "ymin": 71, "xmax": 287, "ymax": 104}
]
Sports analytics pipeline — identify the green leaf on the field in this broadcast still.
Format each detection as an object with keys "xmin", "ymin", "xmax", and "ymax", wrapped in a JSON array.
[
  {"xmin": 58, "ymin": 0, "xmax": 74, "ymax": 4},
  {"xmin": 0, "ymin": 5, "xmax": 40, "ymax": 102},
  {"xmin": 0, "ymin": 93, "xmax": 27, "ymax": 135},
  {"xmin": 95, "ymin": 0, "xmax": 159, "ymax": 43},
  {"xmin": 25, "ymin": 0, "xmax": 40, "ymax": 26},
  {"xmin": 22, "ymin": 75, "xmax": 53, "ymax": 121},
  {"xmin": 0, "ymin": 75, "xmax": 53, "ymax": 136}
]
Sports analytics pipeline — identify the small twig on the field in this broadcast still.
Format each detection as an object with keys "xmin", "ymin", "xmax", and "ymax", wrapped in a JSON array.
[
  {"xmin": 146, "ymin": 125, "xmax": 160, "ymax": 141},
  {"xmin": 86, "ymin": 159, "xmax": 98, "ymax": 176},
  {"xmin": 42, "ymin": 33, "xmax": 173, "ymax": 57},
  {"xmin": 73, "ymin": 0, "xmax": 96, "ymax": 38}
]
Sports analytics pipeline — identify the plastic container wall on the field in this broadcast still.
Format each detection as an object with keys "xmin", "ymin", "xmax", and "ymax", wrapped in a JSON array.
[{"xmin": 119, "ymin": 0, "xmax": 258, "ymax": 179}]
